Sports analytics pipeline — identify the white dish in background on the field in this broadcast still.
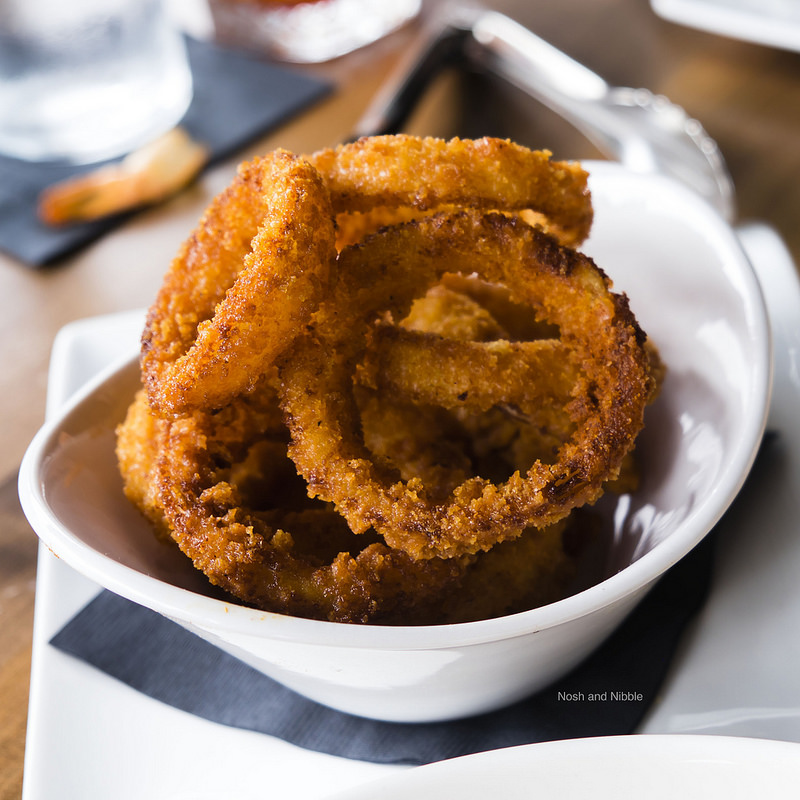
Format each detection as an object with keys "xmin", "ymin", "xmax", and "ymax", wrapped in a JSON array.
[
  {"xmin": 18, "ymin": 161, "xmax": 770, "ymax": 723},
  {"xmin": 651, "ymin": 0, "xmax": 800, "ymax": 53},
  {"xmin": 326, "ymin": 735, "xmax": 800, "ymax": 800}
]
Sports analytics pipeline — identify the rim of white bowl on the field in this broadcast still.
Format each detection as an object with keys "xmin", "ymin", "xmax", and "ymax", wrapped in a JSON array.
[{"xmin": 18, "ymin": 166, "xmax": 772, "ymax": 651}]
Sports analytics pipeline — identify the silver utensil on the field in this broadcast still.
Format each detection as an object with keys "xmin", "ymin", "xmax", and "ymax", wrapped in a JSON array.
[
  {"xmin": 467, "ymin": 10, "xmax": 736, "ymax": 222},
  {"xmin": 353, "ymin": 7, "xmax": 736, "ymax": 222}
]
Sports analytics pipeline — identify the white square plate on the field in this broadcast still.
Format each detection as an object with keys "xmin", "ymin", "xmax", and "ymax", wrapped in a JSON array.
[{"xmin": 651, "ymin": 0, "xmax": 800, "ymax": 52}]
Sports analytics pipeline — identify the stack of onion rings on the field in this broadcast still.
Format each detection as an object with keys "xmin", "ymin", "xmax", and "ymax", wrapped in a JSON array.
[
  {"xmin": 118, "ymin": 135, "xmax": 661, "ymax": 624},
  {"xmin": 118, "ymin": 382, "xmax": 579, "ymax": 624}
]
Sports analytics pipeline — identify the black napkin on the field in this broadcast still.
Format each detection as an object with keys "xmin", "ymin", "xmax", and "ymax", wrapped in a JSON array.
[
  {"xmin": 50, "ymin": 531, "xmax": 714, "ymax": 766},
  {"xmin": 0, "ymin": 37, "xmax": 331, "ymax": 268}
]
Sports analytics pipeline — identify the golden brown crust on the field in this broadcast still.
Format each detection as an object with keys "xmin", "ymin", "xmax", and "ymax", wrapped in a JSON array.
[
  {"xmin": 308, "ymin": 135, "xmax": 593, "ymax": 246},
  {"xmin": 359, "ymin": 326, "xmax": 577, "ymax": 416},
  {"xmin": 141, "ymin": 151, "xmax": 336, "ymax": 417},
  {"xmin": 280, "ymin": 211, "xmax": 655, "ymax": 560},
  {"xmin": 118, "ymin": 135, "xmax": 660, "ymax": 624},
  {"xmin": 117, "ymin": 379, "xmax": 577, "ymax": 623}
]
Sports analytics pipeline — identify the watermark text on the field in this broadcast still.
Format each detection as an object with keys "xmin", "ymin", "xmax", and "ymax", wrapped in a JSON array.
[{"xmin": 557, "ymin": 690, "xmax": 643, "ymax": 702}]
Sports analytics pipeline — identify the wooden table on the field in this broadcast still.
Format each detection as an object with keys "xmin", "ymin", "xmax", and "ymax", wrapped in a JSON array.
[{"xmin": 1, "ymin": 1, "xmax": 798, "ymax": 796}]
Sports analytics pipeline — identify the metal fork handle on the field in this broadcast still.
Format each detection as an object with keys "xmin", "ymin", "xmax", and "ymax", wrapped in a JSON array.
[
  {"xmin": 351, "ymin": 8, "xmax": 611, "ymax": 140},
  {"xmin": 469, "ymin": 11, "xmax": 610, "ymax": 104},
  {"xmin": 469, "ymin": 14, "xmax": 735, "ymax": 220},
  {"xmin": 465, "ymin": 12, "xmax": 632, "ymax": 166},
  {"xmin": 349, "ymin": 7, "xmax": 735, "ymax": 220}
]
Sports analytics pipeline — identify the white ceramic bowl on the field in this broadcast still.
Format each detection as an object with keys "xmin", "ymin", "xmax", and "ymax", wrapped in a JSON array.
[{"xmin": 19, "ymin": 162, "xmax": 771, "ymax": 723}]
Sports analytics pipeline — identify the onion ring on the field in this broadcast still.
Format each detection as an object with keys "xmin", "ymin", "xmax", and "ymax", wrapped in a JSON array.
[
  {"xmin": 117, "ymin": 385, "xmax": 577, "ymax": 624},
  {"xmin": 401, "ymin": 282, "xmax": 510, "ymax": 341},
  {"xmin": 279, "ymin": 210, "xmax": 656, "ymax": 560},
  {"xmin": 140, "ymin": 150, "xmax": 336, "ymax": 417},
  {"xmin": 308, "ymin": 135, "xmax": 593, "ymax": 247},
  {"xmin": 360, "ymin": 325, "xmax": 578, "ymax": 415}
]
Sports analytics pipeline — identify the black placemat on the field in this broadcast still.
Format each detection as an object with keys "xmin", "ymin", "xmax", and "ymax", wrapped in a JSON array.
[
  {"xmin": 0, "ymin": 36, "xmax": 332, "ymax": 267},
  {"xmin": 50, "ymin": 531, "xmax": 714, "ymax": 766}
]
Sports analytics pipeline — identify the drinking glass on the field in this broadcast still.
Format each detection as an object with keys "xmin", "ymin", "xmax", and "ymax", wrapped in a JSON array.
[
  {"xmin": 208, "ymin": 0, "xmax": 422, "ymax": 63},
  {"xmin": 0, "ymin": 0, "xmax": 193, "ymax": 163}
]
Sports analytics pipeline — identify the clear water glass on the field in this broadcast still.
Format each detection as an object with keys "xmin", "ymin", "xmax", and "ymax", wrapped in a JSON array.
[
  {"xmin": 208, "ymin": 0, "xmax": 422, "ymax": 63},
  {"xmin": 0, "ymin": 0, "xmax": 193, "ymax": 164}
]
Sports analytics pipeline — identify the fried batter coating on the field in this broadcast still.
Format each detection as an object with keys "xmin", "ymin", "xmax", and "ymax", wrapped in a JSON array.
[
  {"xmin": 118, "ymin": 135, "xmax": 661, "ymax": 625},
  {"xmin": 308, "ymin": 135, "xmax": 593, "ymax": 246},
  {"xmin": 280, "ymin": 211, "xmax": 657, "ymax": 561},
  {"xmin": 141, "ymin": 150, "xmax": 336, "ymax": 417},
  {"xmin": 116, "ymin": 385, "xmax": 172, "ymax": 541},
  {"xmin": 361, "ymin": 326, "xmax": 578, "ymax": 416},
  {"xmin": 117, "ymin": 386, "xmax": 578, "ymax": 624},
  {"xmin": 402, "ymin": 283, "xmax": 510, "ymax": 341}
]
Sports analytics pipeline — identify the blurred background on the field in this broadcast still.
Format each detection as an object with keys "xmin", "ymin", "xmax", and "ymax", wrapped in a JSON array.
[{"xmin": 1, "ymin": 0, "xmax": 799, "ymax": 796}]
